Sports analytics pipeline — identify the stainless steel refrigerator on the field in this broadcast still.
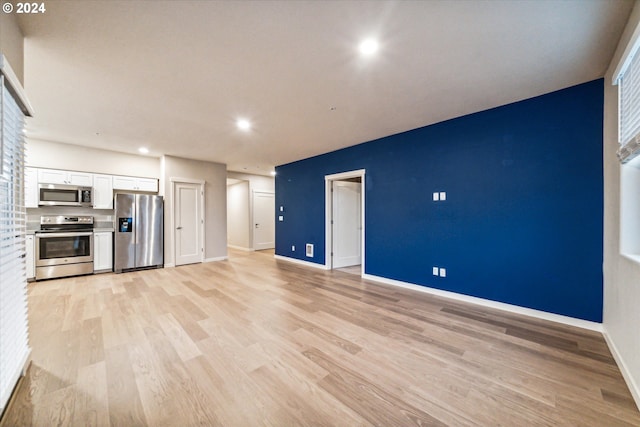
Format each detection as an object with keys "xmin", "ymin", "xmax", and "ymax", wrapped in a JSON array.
[{"xmin": 114, "ymin": 193, "xmax": 164, "ymax": 273}]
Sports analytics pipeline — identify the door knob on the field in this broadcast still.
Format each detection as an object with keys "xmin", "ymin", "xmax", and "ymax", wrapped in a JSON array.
[
  {"xmin": 255, "ymin": 223, "xmax": 259, "ymax": 228},
  {"xmin": 176, "ymin": 226, "xmax": 183, "ymax": 230}
]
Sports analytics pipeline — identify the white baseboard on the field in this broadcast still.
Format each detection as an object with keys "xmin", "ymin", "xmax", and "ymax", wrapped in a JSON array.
[
  {"xmin": 204, "ymin": 256, "xmax": 227, "ymax": 263},
  {"xmin": 274, "ymin": 255, "xmax": 330, "ymax": 270},
  {"xmin": 227, "ymin": 245, "xmax": 253, "ymax": 252},
  {"xmin": 361, "ymin": 273, "xmax": 603, "ymax": 332},
  {"xmin": 602, "ymin": 329, "xmax": 640, "ymax": 411},
  {"xmin": 165, "ymin": 257, "xmax": 226, "ymax": 268}
]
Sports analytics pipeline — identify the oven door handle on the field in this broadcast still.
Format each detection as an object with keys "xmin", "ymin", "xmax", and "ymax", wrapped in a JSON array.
[{"xmin": 36, "ymin": 232, "xmax": 94, "ymax": 238}]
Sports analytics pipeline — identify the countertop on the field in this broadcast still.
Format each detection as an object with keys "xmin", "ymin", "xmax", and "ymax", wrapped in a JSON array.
[{"xmin": 26, "ymin": 227, "xmax": 115, "ymax": 234}]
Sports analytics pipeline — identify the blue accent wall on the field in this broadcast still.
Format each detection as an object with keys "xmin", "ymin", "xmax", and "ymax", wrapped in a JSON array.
[{"xmin": 275, "ymin": 79, "xmax": 604, "ymax": 322}]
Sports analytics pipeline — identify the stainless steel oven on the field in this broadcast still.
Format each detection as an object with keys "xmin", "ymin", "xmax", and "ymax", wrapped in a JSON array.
[{"xmin": 35, "ymin": 216, "xmax": 94, "ymax": 280}]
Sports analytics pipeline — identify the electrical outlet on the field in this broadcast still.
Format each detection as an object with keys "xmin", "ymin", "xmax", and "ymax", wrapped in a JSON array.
[
  {"xmin": 278, "ymin": 216, "xmax": 284, "ymax": 221},
  {"xmin": 432, "ymin": 267, "xmax": 439, "ymax": 276},
  {"xmin": 306, "ymin": 244, "xmax": 314, "ymax": 257},
  {"xmin": 432, "ymin": 192, "xmax": 439, "ymax": 201},
  {"xmin": 439, "ymin": 191, "xmax": 446, "ymax": 201},
  {"xmin": 291, "ymin": 245, "xmax": 295, "ymax": 251},
  {"xmin": 439, "ymin": 268, "xmax": 447, "ymax": 277}
]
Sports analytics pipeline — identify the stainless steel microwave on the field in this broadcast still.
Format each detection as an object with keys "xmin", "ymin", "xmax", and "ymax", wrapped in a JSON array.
[{"xmin": 38, "ymin": 184, "xmax": 93, "ymax": 207}]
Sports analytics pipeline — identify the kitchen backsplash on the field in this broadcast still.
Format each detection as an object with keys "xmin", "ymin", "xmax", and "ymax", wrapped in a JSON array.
[{"xmin": 27, "ymin": 206, "xmax": 114, "ymax": 231}]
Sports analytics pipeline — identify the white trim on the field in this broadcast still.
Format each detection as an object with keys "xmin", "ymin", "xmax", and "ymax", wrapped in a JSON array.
[
  {"xmin": 621, "ymin": 253, "xmax": 640, "ymax": 264},
  {"xmin": 274, "ymin": 254, "xmax": 330, "ymax": 270},
  {"xmin": 324, "ymin": 169, "xmax": 366, "ymax": 272},
  {"xmin": 613, "ymin": 19, "xmax": 640, "ymax": 85},
  {"xmin": 602, "ymin": 329, "xmax": 640, "ymax": 411},
  {"xmin": 204, "ymin": 256, "xmax": 227, "ymax": 263},
  {"xmin": 169, "ymin": 177, "xmax": 205, "ymax": 185},
  {"xmin": 0, "ymin": 54, "xmax": 33, "ymax": 116},
  {"xmin": 362, "ymin": 273, "xmax": 603, "ymax": 332},
  {"xmin": 164, "ymin": 263, "xmax": 176, "ymax": 268},
  {"xmin": 324, "ymin": 169, "xmax": 366, "ymax": 181}
]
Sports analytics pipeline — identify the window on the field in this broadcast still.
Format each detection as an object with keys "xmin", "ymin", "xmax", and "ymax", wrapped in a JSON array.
[
  {"xmin": 617, "ymin": 44, "xmax": 640, "ymax": 162},
  {"xmin": 0, "ymin": 57, "xmax": 32, "ymax": 413}
]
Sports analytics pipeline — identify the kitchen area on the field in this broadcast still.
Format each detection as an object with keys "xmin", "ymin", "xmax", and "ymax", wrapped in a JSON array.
[{"xmin": 25, "ymin": 166, "xmax": 163, "ymax": 281}]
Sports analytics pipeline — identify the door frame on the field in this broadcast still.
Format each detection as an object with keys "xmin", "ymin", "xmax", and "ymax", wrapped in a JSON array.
[
  {"xmin": 252, "ymin": 190, "xmax": 275, "ymax": 250},
  {"xmin": 324, "ymin": 169, "xmax": 366, "ymax": 273},
  {"xmin": 170, "ymin": 177, "xmax": 205, "ymax": 266}
]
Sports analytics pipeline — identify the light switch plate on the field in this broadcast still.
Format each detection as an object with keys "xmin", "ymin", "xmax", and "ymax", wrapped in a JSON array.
[
  {"xmin": 291, "ymin": 245, "xmax": 295, "ymax": 251},
  {"xmin": 439, "ymin": 192, "xmax": 446, "ymax": 201},
  {"xmin": 433, "ymin": 192, "xmax": 439, "ymax": 201},
  {"xmin": 439, "ymin": 268, "xmax": 447, "ymax": 277},
  {"xmin": 278, "ymin": 216, "xmax": 283, "ymax": 221},
  {"xmin": 432, "ymin": 267, "xmax": 439, "ymax": 276}
]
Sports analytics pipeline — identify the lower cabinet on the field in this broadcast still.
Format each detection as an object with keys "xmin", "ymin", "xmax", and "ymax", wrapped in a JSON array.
[
  {"xmin": 94, "ymin": 232, "xmax": 113, "ymax": 272},
  {"xmin": 26, "ymin": 234, "xmax": 35, "ymax": 280}
]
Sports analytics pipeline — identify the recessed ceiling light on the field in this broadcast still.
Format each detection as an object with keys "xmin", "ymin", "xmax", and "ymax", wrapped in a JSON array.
[
  {"xmin": 237, "ymin": 118, "xmax": 251, "ymax": 131},
  {"xmin": 359, "ymin": 38, "xmax": 379, "ymax": 55},
  {"xmin": 138, "ymin": 147, "xmax": 149, "ymax": 154}
]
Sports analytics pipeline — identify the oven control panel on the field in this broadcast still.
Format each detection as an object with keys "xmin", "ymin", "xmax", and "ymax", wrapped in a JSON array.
[{"xmin": 41, "ymin": 215, "xmax": 94, "ymax": 225}]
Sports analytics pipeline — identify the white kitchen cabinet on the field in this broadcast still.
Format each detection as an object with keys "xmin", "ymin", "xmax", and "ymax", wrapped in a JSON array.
[
  {"xmin": 113, "ymin": 175, "xmax": 158, "ymax": 192},
  {"xmin": 94, "ymin": 232, "xmax": 113, "ymax": 273},
  {"xmin": 25, "ymin": 167, "xmax": 38, "ymax": 208},
  {"xmin": 25, "ymin": 235, "xmax": 35, "ymax": 280},
  {"xmin": 38, "ymin": 168, "xmax": 93, "ymax": 186},
  {"xmin": 112, "ymin": 176, "xmax": 136, "ymax": 191},
  {"xmin": 136, "ymin": 177, "xmax": 158, "ymax": 192},
  {"xmin": 93, "ymin": 174, "xmax": 114, "ymax": 209}
]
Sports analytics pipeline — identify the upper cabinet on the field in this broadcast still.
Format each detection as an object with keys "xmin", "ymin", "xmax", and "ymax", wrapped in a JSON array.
[
  {"xmin": 38, "ymin": 168, "xmax": 93, "ymax": 186},
  {"xmin": 112, "ymin": 176, "xmax": 158, "ymax": 192},
  {"xmin": 93, "ymin": 174, "xmax": 114, "ymax": 209},
  {"xmin": 28, "ymin": 167, "xmax": 158, "ymax": 210},
  {"xmin": 25, "ymin": 167, "xmax": 38, "ymax": 208}
]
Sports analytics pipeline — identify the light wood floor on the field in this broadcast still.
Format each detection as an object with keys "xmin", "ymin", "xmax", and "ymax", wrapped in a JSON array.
[{"xmin": 2, "ymin": 249, "xmax": 639, "ymax": 426}]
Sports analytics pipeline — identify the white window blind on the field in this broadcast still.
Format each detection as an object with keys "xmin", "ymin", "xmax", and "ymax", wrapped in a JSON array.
[
  {"xmin": 0, "ymin": 71, "xmax": 31, "ymax": 413},
  {"xmin": 616, "ymin": 33, "xmax": 640, "ymax": 163}
]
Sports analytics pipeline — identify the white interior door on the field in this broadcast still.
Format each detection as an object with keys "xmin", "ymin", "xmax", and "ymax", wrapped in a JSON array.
[
  {"xmin": 174, "ymin": 182, "xmax": 203, "ymax": 266},
  {"xmin": 253, "ymin": 191, "xmax": 275, "ymax": 250},
  {"xmin": 332, "ymin": 181, "xmax": 361, "ymax": 268}
]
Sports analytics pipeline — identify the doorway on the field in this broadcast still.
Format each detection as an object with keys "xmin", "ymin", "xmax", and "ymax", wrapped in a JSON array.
[
  {"xmin": 172, "ymin": 179, "xmax": 204, "ymax": 266},
  {"xmin": 325, "ymin": 170, "xmax": 365, "ymax": 273}
]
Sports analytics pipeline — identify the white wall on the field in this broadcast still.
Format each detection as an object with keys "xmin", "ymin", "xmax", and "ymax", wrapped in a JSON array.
[
  {"xmin": 161, "ymin": 155, "xmax": 227, "ymax": 264},
  {"xmin": 26, "ymin": 138, "xmax": 160, "ymax": 178},
  {"xmin": 227, "ymin": 181, "xmax": 250, "ymax": 249},
  {"xmin": 227, "ymin": 171, "xmax": 275, "ymax": 192},
  {"xmin": 603, "ymin": 0, "xmax": 640, "ymax": 409}
]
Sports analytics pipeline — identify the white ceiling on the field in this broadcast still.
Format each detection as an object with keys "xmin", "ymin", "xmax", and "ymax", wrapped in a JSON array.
[{"xmin": 17, "ymin": 0, "xmax": 633, "ymax": 176}]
